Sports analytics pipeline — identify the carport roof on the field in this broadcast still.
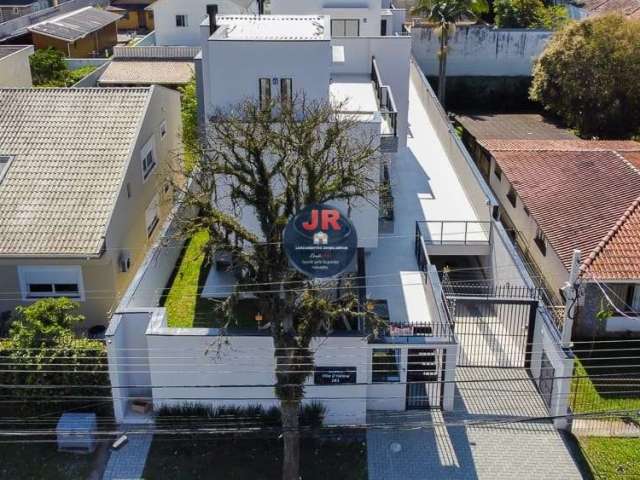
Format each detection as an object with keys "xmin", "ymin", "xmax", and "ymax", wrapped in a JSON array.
[{"xmin": 28, "ymin": 6, "xmax": 122, "ymax": 42}]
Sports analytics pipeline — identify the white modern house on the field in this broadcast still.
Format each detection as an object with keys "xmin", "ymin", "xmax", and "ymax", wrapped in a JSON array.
[
  {"xmin": 148, "ymin": 0, "xmax": 258, "ymax": 46},
  {"xmin": 106, "ymin": 3, "xmax": 574, "ymax": 443}
]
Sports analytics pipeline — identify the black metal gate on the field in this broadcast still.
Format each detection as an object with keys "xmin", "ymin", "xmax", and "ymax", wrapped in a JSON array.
[
  {"xmin": 449, "ymin": 296, "xmax": 538, "ymax": 368},
  {"xmin": 406, "ymin": 348, "xmax": 445, "ymax": 409}
]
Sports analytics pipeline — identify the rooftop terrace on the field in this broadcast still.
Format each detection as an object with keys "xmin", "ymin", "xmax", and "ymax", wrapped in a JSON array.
[{"xmin": 208, "ymin": 15, "xmax": 331, "ymax": 41}]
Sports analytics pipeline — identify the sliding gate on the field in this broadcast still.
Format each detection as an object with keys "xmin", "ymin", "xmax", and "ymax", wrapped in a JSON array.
[{"xmin": 448, "ymin": 294, "xmax": 538, "ymax": 368}]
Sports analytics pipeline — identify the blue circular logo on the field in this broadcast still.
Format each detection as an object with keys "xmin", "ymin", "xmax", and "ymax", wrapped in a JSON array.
[{"xmin": 283, "ymin": 203, "xmax": 358, "ymax": 278}]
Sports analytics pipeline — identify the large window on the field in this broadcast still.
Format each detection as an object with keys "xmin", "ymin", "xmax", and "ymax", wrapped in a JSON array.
[
  {"xmin": 175, "ymin": 14, "xmax": 188, "ymax": 27},
  {"xmin": 372, "ymin": 348, "xmax": 400, "ymax": 383},
  {"xmin": 145, "ymin": 194, "xmax": 160, "ymax": 238},
  {"xmin": 18, "ymin": 266, "xmax": 84, "ymax": 301},
  {"xmin": 141, "ymin": 136, "xmax": 156, "ymax": 181},
  {"xmin": 331, "ymin": 19, "xmax": 359, "ymax": 37},
  {"xmin": 280, "ymin": 78, "xmax": 292, "ymax": 109},
  {"xmin": 259, "ymin": 78, "xmax": 271, "ymax": 110}
]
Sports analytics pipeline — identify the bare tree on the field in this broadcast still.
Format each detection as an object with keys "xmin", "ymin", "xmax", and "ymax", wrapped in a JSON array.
[{"xmin": 170, "ymin": 96, "xmax": 381, "ymax": 480}]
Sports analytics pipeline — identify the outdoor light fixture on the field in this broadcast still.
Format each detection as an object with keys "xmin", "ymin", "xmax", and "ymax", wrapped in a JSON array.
[{"xmin": 255, "ymin": 313, "xmax": 263, "ymax": 323}]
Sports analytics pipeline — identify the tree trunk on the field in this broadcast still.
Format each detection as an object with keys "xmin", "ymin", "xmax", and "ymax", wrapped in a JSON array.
[
  {"xmin": 281, "ymin": 399, "xmax": 301, "ymax": 480},
  {"xmin": 438, "ymin": 23, "xmax": 448, "ymax": 107}
]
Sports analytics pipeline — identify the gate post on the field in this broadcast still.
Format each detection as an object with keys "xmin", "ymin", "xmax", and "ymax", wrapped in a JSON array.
[
  {"xmin": 442, "ymin": 343, "xmax": 457, "ymax": 411},
  {"xmin": 552, "ymin": 349, "xmax": 575, "ymax": 430}
]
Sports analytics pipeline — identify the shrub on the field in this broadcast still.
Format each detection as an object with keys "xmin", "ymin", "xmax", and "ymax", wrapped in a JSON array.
[
  {"xmin": 494, "ymin": 0, "xmax": 568, "ymax": 29},
  {"xmin": 29, "ymin": 47, "xmax": 66, "ymax": 85},
  {"xmin": 530, "ymin": 14, "xmax": 640, "ymax": 138}
]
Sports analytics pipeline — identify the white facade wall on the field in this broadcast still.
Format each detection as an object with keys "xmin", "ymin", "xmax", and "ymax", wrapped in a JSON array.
[
  {"xmin": 0, "ymin": 46, "xmax": 33, "ymax": 87},
  {"xmin": 271, "ymin": 0, "xmax": 382, "ymax": 36},
  {"xmin": 201, "ymin": 31, "xmax": 331, "ymax": 115},
  {"xmin": 151, "ymin": 0, "xmax": 258, "ymax": 46},
  {"xmin": 488, "ymin": 157, "xmax": 569, "ymax": 294},
  {"xmin": 412, "ymin": 26, "xmax": 552, "ymax": 77}
]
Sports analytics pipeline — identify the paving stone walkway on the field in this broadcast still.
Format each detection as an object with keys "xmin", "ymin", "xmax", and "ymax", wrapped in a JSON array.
[
  {"xmin": 102, "ymin": 428, "xmax": 153, "ymax": 480},
  {"xmin": 367, "ymin": 368, "xmax": 583, "ymax": 480}
]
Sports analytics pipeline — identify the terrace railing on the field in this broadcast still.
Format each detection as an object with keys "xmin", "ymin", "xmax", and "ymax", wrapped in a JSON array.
[
  {"xmin": 416, "ymin": 220, "xmax": 492, "ymax": 246},
  {"xmin": 371, "ymin": 57, "xmax": 398, "ymax": 151}
]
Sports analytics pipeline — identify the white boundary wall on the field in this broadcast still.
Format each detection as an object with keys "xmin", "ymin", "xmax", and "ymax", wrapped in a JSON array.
[{"xmin": 412, "ymin": 26, "xmax": 552, "ymax": 77}]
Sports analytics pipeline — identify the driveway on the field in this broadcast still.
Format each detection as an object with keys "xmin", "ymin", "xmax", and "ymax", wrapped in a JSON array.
[{"xmin": 367, "ymin": 367, "xmax": 583, "ymax": 479}]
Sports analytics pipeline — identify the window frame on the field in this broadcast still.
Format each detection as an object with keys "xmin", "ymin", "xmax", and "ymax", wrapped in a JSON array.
[
  {"xmin": 625, "ymin": 285, "xmax": 640, "ymax": 313},
  {"xmin": 141, "ymin": 136, "xmax": 157, "ymax": 182},
  {"xmin": 258, "ymin": 78, "xmax": 271, "ymax": 110},
  {"xmin": 506, "ymin": 186, "xmax": 517, "ymax": 208},
  {"xmin": 534, "ymin": 227, "xmax": 547, "ymax": 256},
  {"xmin": 331, "ymin": 19, "xmax": 360, "ymax": 37},
  {"xmin": 145, "ymin": 193, "xmax": 160, "ymax": 238},
  {"xmin": 175, "ymin": 14, "xmax": 188, "ymax": 27},
  {"xmin": 17, "ymin": 266, "xmax": 85, "ymax": 301},
  {"xmin": 493, "ymin": 163, "xmax": 502, "ymax": 181}
]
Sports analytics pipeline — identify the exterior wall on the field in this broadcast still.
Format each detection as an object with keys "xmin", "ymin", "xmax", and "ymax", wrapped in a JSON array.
[
  {"xmin": 271, "ymin": 0, "xmax": 382, "ymax": 36},
  {"xmin": 0, "ymin": 45, "xmax": 33, "ymax": 87},
  {"xmin": 32, "ymin": 22, "xmax": 118, "ymax": 57},
  {"xmin": 104, "ymin": 85, "xmax": 182, "ymax": 314},
  {"xmin": 0, "ymin": 4, "xmax": 35, "ymax": 23},
  {"xmin": 116, "ymin": 9, "xmax": 141, "ymax": 30},
  {"xmin": 486, "ymin": 155, "xmax": 569, "ymax": 295},
  {"xmin": 412, "ymin": 26, "xmax": 552, "ymax": 77},
  {"xmin": 151, "ymin": 0, "xmax": 257, "ymax": 46},
  {"xmin": 202, "ymin": 35, "xmax": 331, "ymax": 116},
  {"xmin": 409, "ymin": 57, "xmax": 496, "ymax": 219},
  {"xmin": 330, "ymin": 35, "xmax": 411, "ymax": 148}
]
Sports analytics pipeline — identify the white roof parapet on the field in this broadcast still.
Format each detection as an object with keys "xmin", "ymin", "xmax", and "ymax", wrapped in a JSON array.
[{"xmin": 207, "ymin": 15, "xmax": 331, "ymax": 41}]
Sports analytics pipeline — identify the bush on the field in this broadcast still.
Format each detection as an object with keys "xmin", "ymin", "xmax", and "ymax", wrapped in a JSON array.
[
  {"xmin": 494, "ymin": 0, "xmax": 567, "ymax": 29},
  {"xmin": 530, "ymin": 14, "xmax": 640, "ymax": 138},
  {"xmin": 157, "ymin": 402, "xmax": 326, "ymax": 428},
  {"xmin": 29, "ymin": 47, "xmax": 97, "ymax": 87}
]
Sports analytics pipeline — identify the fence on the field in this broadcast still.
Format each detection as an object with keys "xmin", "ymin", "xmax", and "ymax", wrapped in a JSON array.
[{"xmin": 416, "ymin": 220, "xmax": 491, "ymax": 246}]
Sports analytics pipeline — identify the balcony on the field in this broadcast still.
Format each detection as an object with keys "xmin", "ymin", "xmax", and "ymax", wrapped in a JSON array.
[{"xmin": 371, "ymin": 57, "xmax": 398, "ymax": 152}]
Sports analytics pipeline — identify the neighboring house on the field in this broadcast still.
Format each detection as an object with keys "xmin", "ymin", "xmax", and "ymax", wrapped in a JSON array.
[
  {"xmin": 0, "ymin": 0, "xmax": 48, "ymax": 23},
  {"xmin": 457, "ymin": 119, "xmax": 640, "ymax": 337},
  {"xmin": 0, "ymin": 87, "xmax": 182, "ymax": 330},
  {"xmin": 270, "ymin": 0, "xmax": 407, "ymax": 36},
  {"xmin": 106, "ymin": 0, "xmax": 155, "ymax": 32},
  {"xmin": 28, "ymin": 6, "xmax": 122, "ymax": 57},
  {"xmin": 98, "ymin": 59, "xmax": 194, "ymax": 87},
  {"xmin": 0, "ymin": 45, "xmax": 33, "ymax": 87},
  {"xmin": 574, "ymin": 0, "xmax": 640, "ymax": 18},
  {"xmin": 149, "ymin": 0, "xmax": 258, "ymax": 46}
]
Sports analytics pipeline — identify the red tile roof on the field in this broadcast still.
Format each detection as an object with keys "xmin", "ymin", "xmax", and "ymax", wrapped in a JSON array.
[
  {"xmin": 581, "ymin": 199, "xmax": 640, "ymax": 280},
  {"xmin": 581, "ymin": 0, "xmax": 640, "ymax": 18},
  {"xmin": 486, "ymin": 140, "xmax": 640, "ymax": 280}
]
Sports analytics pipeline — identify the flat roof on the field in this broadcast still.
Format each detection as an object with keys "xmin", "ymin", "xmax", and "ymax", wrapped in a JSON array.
[
  {"xmin": 455, "ymin": 113, "xmax": 577, "ymax": 141},
  {"xmin": 99, "ymin": 60, "xmax": 194, "ymax": 86},
  {"xmin": 330, "ymin": 75, "xmax": 379, "ymax": 113},
  {"xmin": 208, "ymin": 14, "xmax": 330, "ymax": 41}
]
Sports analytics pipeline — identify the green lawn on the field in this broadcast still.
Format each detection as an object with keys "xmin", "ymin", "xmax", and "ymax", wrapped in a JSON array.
[
  {"xmin": 571, "ymin": 359, "xmax": 640, "ymax": 414},
  {"xmin": 162, "ymin": 230, "xmax": 261, "ymax": 329},
  {"xmin": 143, "ymin": 433, "xmax": 367, "ymax": 480},
  {"xmin": 0, "ymin": 443, "xmax": 95, "ymax": 480},
  {"xmin": 579, "ymin": 437, "xmax": 640, "ymax": 479}
]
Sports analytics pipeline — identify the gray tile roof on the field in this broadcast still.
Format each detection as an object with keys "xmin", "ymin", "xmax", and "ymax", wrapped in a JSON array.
[
  {"xmin": 28, "ymin": 7, "xmax": 122, "ymax": 42},
  {"xmin": 98, "ymin": 60, "xmax": 194, "ymax": 86},
  {"xmin": 0, "ymin": 88, "xmax": 152, "ymax": 257}
]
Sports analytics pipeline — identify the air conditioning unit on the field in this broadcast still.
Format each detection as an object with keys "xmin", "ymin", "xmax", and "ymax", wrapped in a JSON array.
[{"xmin": 118, "ymin": 250, "xmax": 132, "ymax": 273}]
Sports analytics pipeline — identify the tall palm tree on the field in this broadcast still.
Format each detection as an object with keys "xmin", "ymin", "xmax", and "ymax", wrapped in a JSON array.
[{"xmin": 412, "ymin": 0, "xmax": 489, "ymax": 106}]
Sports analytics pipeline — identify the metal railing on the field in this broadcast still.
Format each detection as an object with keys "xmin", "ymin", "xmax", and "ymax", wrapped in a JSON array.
[
  {"xmin": 371, "ymin": 57, "xmax": 398, "ymax": 139},
  {"xmin": 416, "ymin": 220, "xmax": 492, "ymax": 246}
]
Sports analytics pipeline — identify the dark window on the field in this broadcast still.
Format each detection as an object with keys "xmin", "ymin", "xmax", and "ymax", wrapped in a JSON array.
[
  {"xmin": 625, "ymin": 285, "xmax": 640, "ymax": 313},
  {"xmin": 506, "ymin": 186, "xmax": 517, "ymax": 207},
  {"xmin": 524, "ymin": 205, "xmax": 530, "ymax": 216},
  {"xmin": 331, "ymin": 19, "xmax": 359, "ymax": 37},
  {"xmin": 372, "ymin": 349, "xmax": 400, "ymax": 383},
  {"xmin": 380, "ymin": 19, "xmax": 387, "ymax": 35},
  {"xmin": 54, "ymin": 283, "xmax": 79, "ymax": 294},
  {"xmin": 175, "ymin": 14, "xmax": 187, "ymax": 27},
  {"xmin": 142, "ymin": 148, "xmax": 156, "ymax": 180},
  {"xmin": 535, "ymin": 228, "xmax": 547, "ymax": 256},
  {"xmin": 494, "ymin": 163, "xmax": 502, "ymax": 180},
  {"xmin": 280, "ymin": 78, "xmax": 292, "ymax": 109},
  {"xmin": 28, "ymin": 284, "xmax": 53, "ymax": 294},
  {"xmin": 259, "ymin": 78, "xmax": 271, "ymax": 110}
]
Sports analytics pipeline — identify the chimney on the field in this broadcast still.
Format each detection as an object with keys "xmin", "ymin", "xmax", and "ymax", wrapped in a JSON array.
[{"xmin": 206, "ymin": 4, "xmax": 218, "ymax": 35}]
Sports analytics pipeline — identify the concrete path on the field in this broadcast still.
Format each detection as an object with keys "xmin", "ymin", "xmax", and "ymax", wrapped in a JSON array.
[
  {"xmin": 102, "ymin": 428, "xmax": 153, "ymax": 480},
  {"xmin": 367, "ymin": 367, "xmax": 583, "ymax": 480}
]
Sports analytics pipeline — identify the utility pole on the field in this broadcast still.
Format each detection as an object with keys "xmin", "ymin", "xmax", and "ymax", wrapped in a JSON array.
[{"xmin": 561, "ymin": 249, "xmax": 581, "ymax": 348}]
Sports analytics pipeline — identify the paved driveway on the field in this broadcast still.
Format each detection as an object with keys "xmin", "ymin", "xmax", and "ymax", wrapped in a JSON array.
[{"xmin": 367, "ymin": 368, "xmax": 583, "ymax": 480}]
